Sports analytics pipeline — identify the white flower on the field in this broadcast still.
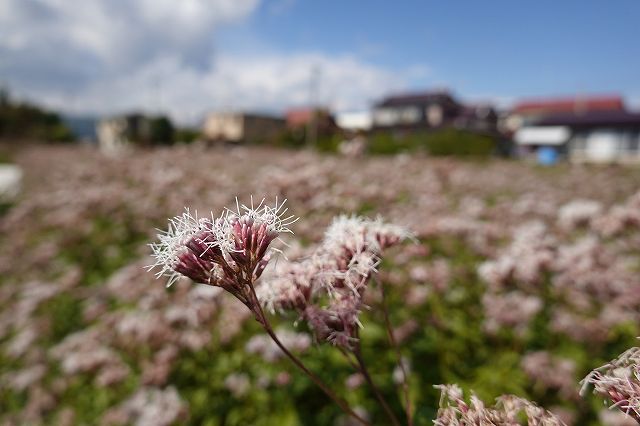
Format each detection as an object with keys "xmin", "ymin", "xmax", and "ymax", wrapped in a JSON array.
[
  {"xmin": 148, "ymin": 209, "xmax": 202, "ymax": 287},
  {"xmin": 226, "ymin": 196, "xmax": 298, "ymax": 235}
]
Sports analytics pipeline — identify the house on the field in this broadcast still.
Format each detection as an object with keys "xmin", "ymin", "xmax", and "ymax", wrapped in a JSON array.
[
  {"xmin": 371, "ymin": 90, "xmax": 497, "ymax": 134},
  {"xmin": 202, "ymin": 112, "xmax": 285, "ymax": 144},
  {"xmin": 96, "ymin": 113, "xmax": 174, "ymax": 153},
  {"xmin": 454, "ymin": 104, "xmax": 498, "ymax": 133},
  {"xmin": 372, "ymin": 90, "xmax": 460, "ymax": 131},
  {"xmin": 286, "ymin": 108, "xmax": 316, "ymax": 129},
  {"xmin": 503, "ymin": 95, "xmax": 625, "ymax": 133},
  {"xmin": 514, "ymin": 110, "xmax": 640, "ymax": 163},
  {"xmin": 336, "ymin": 111, "xmax": 373, "ymax": 132},
  {"xmin": 96, "ymin": 117, "xmax": 130, "ymax": 154},
  {"xmin": 283, "ymin": 107, "xmax": 338, "ymax": 147},
  {"xmin": 285, "ymin": 107, "xmax": 337, "ymax": 131}
]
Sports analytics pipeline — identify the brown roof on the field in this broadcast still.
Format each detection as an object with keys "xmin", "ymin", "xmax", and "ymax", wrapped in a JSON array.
[
  {"xmin": 536, "ymin": 110, "xmax": 640, "ymax": 127},
  {"xmin": 376, "ymin": 90, "xmax": 458, "ymax": 108}
]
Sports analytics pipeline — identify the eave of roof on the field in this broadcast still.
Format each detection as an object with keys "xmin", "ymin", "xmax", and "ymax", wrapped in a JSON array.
[{"xmin": 536, "ymin": 111, "xmax": 640, "ymax": 127}]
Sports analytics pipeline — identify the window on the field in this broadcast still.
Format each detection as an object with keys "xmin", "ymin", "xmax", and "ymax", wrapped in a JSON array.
[
  {"xmin": 400, "ymin": 107, "xmax": 421, "ymax": 124},
  {"xmin": 570, "ymin": 133, "xmax": 587, "ymax": 152},
  {"xmin": 623, "ymin": 132, "xmax": 640, "ymax": 153},
  {"xmin": 374, "ymin": 108, "xmax": 399, "ymax": 126},
  {"xmin": 426, "ymin": 105, "xmax": 443, "ymax": 126}
]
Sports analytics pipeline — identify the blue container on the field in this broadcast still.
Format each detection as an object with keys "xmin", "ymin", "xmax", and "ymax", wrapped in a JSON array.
[{"xmin": 537, "ymin": 146, "xmax": 558, "ymax": 166}]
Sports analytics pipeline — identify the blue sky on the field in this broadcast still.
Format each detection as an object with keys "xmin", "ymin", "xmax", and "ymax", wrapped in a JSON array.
[
  {"xmin": 245, "ymin": 0, "xmax": 640, "ymax": 100},
  {"xmin": 1, "ymin": 0, "xmax": 638, "ymax": 123}
]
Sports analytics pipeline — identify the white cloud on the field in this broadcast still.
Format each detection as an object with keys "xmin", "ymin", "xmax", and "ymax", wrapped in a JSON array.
[
  {"xmin": 0, "ymin": 0, "xmax": 416, "ymax": 125},
  {"xmin": 0, "ymin": 0, "xmax": 258, "ymax": 66},
  {"xmin": 0, "ymin": 0, "xmax": 259, "ymax": 90},
  {"xmin": 29, "ymin": 52, "xmax": 407, "ymax": 125}
]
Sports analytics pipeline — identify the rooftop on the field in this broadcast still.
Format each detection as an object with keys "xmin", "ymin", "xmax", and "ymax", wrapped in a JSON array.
[
  {"xmin": 536, "ymin": 110, "xmax": 640, "ymax": 127},
  {"xmin": 376, "ymin": 90, "xmax": 458, "ymax": 108},
  {"xmin": 512, "ymin": 95, "xmax": 624, "ymax": 114}
]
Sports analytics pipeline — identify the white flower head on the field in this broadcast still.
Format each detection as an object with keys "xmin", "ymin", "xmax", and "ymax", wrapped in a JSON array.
[
  {"xmin": 366, "ymin": 215, "xmax": 415, "ymax": 249},
  {"xmin": 227, "ymin": 196, "xmax": 298, "ymax": 234},
  {"xmin": 204, "ymin": 212, "xmax": 236, "ymax": 255},
  {"xmin": 148, "ymin": 209, "xmax": 202, "ymax": 287},
  {"xmin": 148, "ymin": 198, "xmax": 298, "ymax": 288},
  {"xmin": 323, "ymin": 215, "xmax": 367, "ymax": 254},
  {"xmin": 322, "ymin": 214, "xmax": 413, "ymax": 255},
  {"xmin": 335, "ymin": 249, "xmax": 380, "ymax": 295}
]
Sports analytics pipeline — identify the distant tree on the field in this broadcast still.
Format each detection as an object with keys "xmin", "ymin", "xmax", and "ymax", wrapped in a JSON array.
[
  {"xmin": 175, "ymin": 127, "xmax": 201, "ymax": 144},
  {"xmin": 0, "ymin": 88, "xmax": 74, "ymax": 143},
  {"xmin": 149, "ymin": 116, "xmax": 175, "ymax": 145}
]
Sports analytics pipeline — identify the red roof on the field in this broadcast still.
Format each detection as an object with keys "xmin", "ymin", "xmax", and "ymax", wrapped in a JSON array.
[
  {"xmin": 285, "ymin": 108, "xmax": 314, "ymax": 127},
  {"xmin": 512, "ymin": 95, "xmax": 624, "ymax": 115},
  {"xmin": 285, "ymin": 107, "xmax": 332, "ymax": 128}
]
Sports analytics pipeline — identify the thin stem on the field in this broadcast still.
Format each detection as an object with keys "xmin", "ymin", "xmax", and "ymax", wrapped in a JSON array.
[
  {"xmin": 353, "ymin": 345, "xmax": 401, "ymax": 426},
  {"xmin": 246, "ymin": 283, "xmax": 370, "ymax": 426},
  {"xmin": 379, "ymin": 280, "xmax": 413, "ymax": 426},
  {"xmin": 337, "ymin": 346, "xmax": 361, "ymax": 372}
]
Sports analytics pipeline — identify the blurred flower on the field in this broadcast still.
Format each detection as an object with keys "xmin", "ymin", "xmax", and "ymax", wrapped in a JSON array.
[
  {"xmin": 245, "ymin": 328, "xmax": 311, "ymax": 362},
  {"xmin": 102, "ymin": 386, "xmax": 187, "ymax": 426},
  {"xmin": 522, "ymin": 351, "xmax": 577, "ymax": 399},
  {"xmin": 435, "ymin": 384, "xmax": 566, "ymax": 425},
  {"xmin": 345, "ymin": 373, "xmax": 365, "ymax": 390},
  {"xmin": 275, "ymin": 371, "xmax": 291, "ymax": 386},
  {"xmin": 258, "ymin": 215, "xmax": 412, "ymax": 349},
  {"xmin": 393, "ymin": 357, "xmax": 411, "ymax": 385},
  {"xmin": 224, "ymin": 373, "xmax": 251, "ymax": 398},
  {"xmin": 557, "ymin": 199, "xmax": 602, "ymax": 231}
]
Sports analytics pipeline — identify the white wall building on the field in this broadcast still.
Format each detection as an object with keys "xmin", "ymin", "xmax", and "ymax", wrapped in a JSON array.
[
  {"xmin": 514, "ymin": 111, "xmax": 640, "ymax": 163},
  {"xmin": 202, "ymin": 112, "xmax": 285, "ymax": 144},
  {"xmin": 335, "ymin": 111, "xmax": 373, "ymax": 132}
]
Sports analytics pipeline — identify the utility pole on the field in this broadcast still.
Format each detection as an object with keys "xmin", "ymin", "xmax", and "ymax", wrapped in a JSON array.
[{"xmin": 306, "ymin": 65, "xmax": 321, "ymax": 148}]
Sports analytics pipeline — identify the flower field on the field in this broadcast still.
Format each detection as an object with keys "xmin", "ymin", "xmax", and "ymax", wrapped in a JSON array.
[{"xmin": 1, "ymin": 145, "xmax": 640, "ymax": 425}]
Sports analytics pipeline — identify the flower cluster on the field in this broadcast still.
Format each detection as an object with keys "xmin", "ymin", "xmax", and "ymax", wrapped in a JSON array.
[
  {"xmin": 4, "ymin": 144, "xmax": 640, "ymax": 424},
  {"xmin": 258, "ymin": 215, "xmax": 411, "ymax": 348},
  {"xmin": 434, "ymin": 384, "xmax": 566, "ymax": 425},
  {"xmin": 102, "ymin": 386, "xmax": 187, "ymax": 426},
  {"xmin": 521, "ymin": 351, "xmax": 577, "ymax": 400},
  {"xmin": 581, "ymin": 346, "xmax": 640, "ymax": 422},
  {"xmin": 149, "ymin": 199, "xmax": 297, "ymax": 306}
]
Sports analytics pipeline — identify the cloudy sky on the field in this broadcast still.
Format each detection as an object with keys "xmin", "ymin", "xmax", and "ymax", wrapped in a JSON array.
[{"xmin": 1, "ymin": 0, "xmax": 639, "ymax": 124}]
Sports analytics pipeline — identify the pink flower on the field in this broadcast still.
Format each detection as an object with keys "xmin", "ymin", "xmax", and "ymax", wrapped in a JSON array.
[
  {"xmin": 258, "ymin": 214, "xmax": 412, "ymax": 348},
  {"xmin": 148, "ymin": 198, "xmax": 297, "ymax": 303}
]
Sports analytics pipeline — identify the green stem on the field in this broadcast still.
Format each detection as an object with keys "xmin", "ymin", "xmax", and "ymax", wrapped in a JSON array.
[
  {"xmin": 247, "ymin": 283, "xmax": 370, "ymax": 426},
  {"xmin": 380, "ymin": 279, "xmax": 413, "ymax": 426},
  {"xmin": 353, "ymin": 345, "xmax": 401, "ymax": 426}
]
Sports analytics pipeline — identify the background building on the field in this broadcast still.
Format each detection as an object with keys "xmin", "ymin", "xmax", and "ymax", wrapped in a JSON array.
[
  {"xmin": 335, "ymin": 111, "xmax": 373, "ymax": 133},
  {"xmin": 503, "ymin": 95, "xmax": 625, "ymax": 133},
  {"xmin": 514, "ymin": 110, "xmax": 640, "ymax": 163},
  {"xmin": 202, "ymin": 112, "xmax": 285, "ymax": 144},
  {"xmin": 372, "ymin": 91, "xmax": 460, "ymax": 131},
  {"xmin": 96, "ymin": 114, "xmax": 174, "ymax": 153},
  {"xmin": 371, "ymin": 90, "xmax": 497, "ymax": 135}
]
